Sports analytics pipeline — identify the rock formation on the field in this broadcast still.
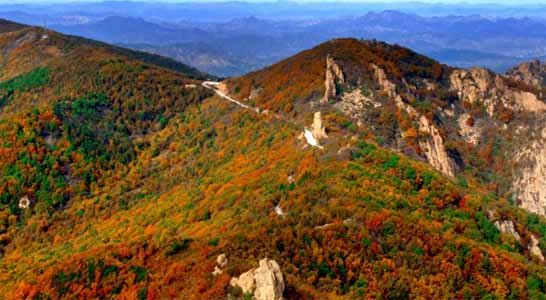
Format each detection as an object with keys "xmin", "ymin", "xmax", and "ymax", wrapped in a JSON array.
[
  {"xmin": 322, "ymin": 55, "xmax": 345, "ymax": 103},
  {"xmin": 457, "ymin": 113, "xmax": 480, "ymax": 146},
  {"xmin": 416, "ymin": 115, "xmax": 456, "ymax": 177},
  {"xmin": 230, "ymin": 258, "xmax": 284, "ymax": 300},
  {"xmin": 513, "ymin": 123, "xmax": 546, "ymax": 216},
  {"xmin": 506, "ymin": 60, "xmax": 546, "ymax": 88},
  {"xmin": 18, "ymin": 196, "xmax": 31, "ymax": 209},
  {"xmin": 311, "ymin": 112, "xmax": 327, "ymax": 140},
  {"xmin": 212, "ymin": 253, "xmax": 228, "ymax": 276},
  {"xmin": 371, "ymin": 64, "xmax": 457, "ymax": 177},
  {"xmin": 492, "ymin": 215, "xmax": 544, "ymax": 261},
  {"xmin": 450, "ymin": 67, "xmax": 546, "ymax": 116}
]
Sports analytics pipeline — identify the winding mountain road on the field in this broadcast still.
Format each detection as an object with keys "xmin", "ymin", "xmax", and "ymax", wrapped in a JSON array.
[
  {"xmin": 202, "ymin": 81, "xmax": 260, "ymax": 113},
  {"xmin": 202, "ymin": 81, "xmax": 323, "ymax": 149}
]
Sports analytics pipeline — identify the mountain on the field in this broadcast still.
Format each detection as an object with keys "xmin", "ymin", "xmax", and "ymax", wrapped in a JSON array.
[
  {"xmin": 37, "ymin": 12, "xmax": 545, "ymax": 77},
  {"xmin": 226, "ymin": 38, "xmax": 546, "ymax": 213},
  {"xmin": 52, "ymin": 16, "xmax": 210, "ymax": 46},
  {"xmin": 2, "ymin": 22, "xmax": 546, "ymax": 300}
]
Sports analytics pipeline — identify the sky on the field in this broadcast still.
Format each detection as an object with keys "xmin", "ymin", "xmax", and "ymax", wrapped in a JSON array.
[{"xmin": 0, "ymin": 0, "xmax": 544, "ymax": 3}]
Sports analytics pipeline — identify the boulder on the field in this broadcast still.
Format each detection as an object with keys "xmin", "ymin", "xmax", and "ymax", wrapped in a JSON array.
[
  {"xmin": 230, "ymin": 258, "xmax": 284, "ymax": 300},
  {"xmin": 212, "ymin": 253, "xmax": 228, "ymax": 276}
]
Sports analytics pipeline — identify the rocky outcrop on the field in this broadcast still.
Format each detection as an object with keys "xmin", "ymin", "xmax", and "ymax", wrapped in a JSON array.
[
  {"xmin": 311, "ymin": 112, "xmax": 327, "ymax": 140},
  {"xmin": 371, "ymin": 64, "xmax": 457, "ymax": 177},
  {"xmin": 513, "ymin": 123, "xmax": 546, "ymax": 216},
  {"xmin": 322, "ymin": 55, "xmax": 345, "ymax": 103},
  {"xmin": 417, "ymin": 116, "xmax": 457, "ymax": 177},
  {"xmin": 18, "ymin": 196, "xmax": 31, "ymax": 209},
  {"xmin": 212, "ymin": 253, "xmax": 228, "ymax": 276},
  {"xmin": 371, "ymin": 64, "xmax": 397, "ymax": 98},
  {"xmin": 493, "ymin": 219, "xmax": 521, "ymax": 242},
  {"xmin": 450, "ymin": 67, "xmax": 546, "ymax": 117},
  {"xmin": 302, "ymin": 112, "xmax": 327, "ymax": 149},
  {"xmin": 492, "ymin": 217, "xmax": 544, "ymax": 261},
  {"xmin": 457, "ymin": 114, "xmax": 480, "ymax": 146},
  {"xmin": 336, "ymin": 88, "xmax": 379, "ymax": 121},
  {"xmin": 506, "ymin": 60, "xmax": 546, "ymax": 88},
  {"xmin": 230, "ymin": 258, "xmax": 284, "ymax": 300}
]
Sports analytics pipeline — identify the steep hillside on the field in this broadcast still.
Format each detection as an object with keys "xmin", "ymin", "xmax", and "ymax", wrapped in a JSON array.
[
  {"xmin": 226, "ymin": 38, "xmax": 546, "ymax": 218},
  {"xmin": 2, "ymin": 26, "xmax": 546, "ymax": 300},
  {"xmin": 0, "ymin": 20, "xmax": 212, "ymax": 237}
]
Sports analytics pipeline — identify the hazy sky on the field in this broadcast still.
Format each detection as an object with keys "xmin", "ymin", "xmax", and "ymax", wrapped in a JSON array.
[{"xmin": 1, "ymin": 0, "xmax": 545, "ymax": 4}]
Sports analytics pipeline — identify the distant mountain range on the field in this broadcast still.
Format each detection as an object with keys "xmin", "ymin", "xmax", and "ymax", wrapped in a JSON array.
[
  {"xmin": 13, "ymin": 11, "xmax": 539, "ymax": 77},
  {"xmin": 0, "ymin": 2, "xmax": 545, "ymax": 77}
]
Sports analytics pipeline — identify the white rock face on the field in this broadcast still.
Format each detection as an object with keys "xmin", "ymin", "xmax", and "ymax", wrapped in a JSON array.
[
  {"xmin": 230, "ymin": 258, "xmax": 285, "ymax": 300},
  {"xmin": 417, "ymin": 115, "xmax": 456, "ymax": 177},
  {"xmin": 336, "ymin": 88, "xmax": 380, "ymax": 120},
  {"xmin": 494, "ymin": 219, "xmax": 521, "ymax": 242},
  {"xmin": 18, "ymin": 196, "xmax": 31, "ymax": 209},
  {"xmin": 303, "ymin": 112, "xmax": 327, "ymax": 149},
  {"xmin": 212, "ymin": 253, "xmax": 228, "ymax": 276},
  {"xmin": 311, "ymin": 112, "xmax": 327, "ymax": 140},
  {"xmin": 322, "ymin": 55, "xmax": 345, "ymax": 103},
  {"xmin": 274, "ymin": 204, "xmax": 285, "ymax": 217},
  {"xmin": 457, "ymin": 114, "xmax": 481, "ymax": 146},
  {"xmin": 513, "ymin": 124, "xmax": 546, "ymax": 216},
  {"xmin": 492, "ymin": 217, "xmax": 544, "ymax": 261},
  {"xmin": 450, "ymin": 68, "xmax": 546, "ymax": 116},
  {"xmin": 371, "ymin": 64, "xmax": 397, "ymax": 98},
  {"xmin": 506, "ymin": 60, "xmax": 546, "ymax": 88}
]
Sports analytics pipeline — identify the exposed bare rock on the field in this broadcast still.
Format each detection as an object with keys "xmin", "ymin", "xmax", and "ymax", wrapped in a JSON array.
[
  {"xmin": 513, "ymin": 123, "xmax": 546, "ymax": 216},
  {"xmin": 18, "ymin": 196, "xmax": 31, "ymax": 209},
  {"xmin": 529, "ymin": 235, "xmax": 545, "ymax": 261},
  {"xmin": 249, "ymin": 88, "xmax": 263, "ymax": 101},
  {"xmin": 370, "ymin": 64, "xmax": 459, "ymax": 176},
  {"xmin": 311, "ymin": 112, "xmax": 327, "ymax": 140},
  {"xmin": 371, "ymin": 64, "xmax": 397, "ymax": 98},
  {"xmin": 230, "ymin": 258, "xmax": 285, "ymax": 300},
  {"xmin": 457, "ymin": 113, "xmax": 481, "ymax": 146},
  {"xmin": 417, "ymin": 115, "xmax": 456, "ymax": 177},
  {"xmin": 450, "ymin": 68, "xmax": 495, "ymax": 112},
  {"xmin": 491, "ymin": 215, "xmax": 543, "ymax": 261},
  {"xmin": 450, "ymin": 67, "xmax": 546, "ymax": 116},
  {"xmin": 322, "ymin": 55, "xmax": 345, "ymax": 103},
  {"xmin": 513, "ymin": 91, "xmax": 546, "ymax": 112},
  {"xmin": 217, "ymin": 253, "xmax": 228, "ymax": 268},
  {"xmin": 212, "ymin": 253, "xmax": 228, "ymax": 276},
  {"xmin": 506, "ymin": 60, "xmax": 546, "ymax": 88},
  {"xmin": 494, "ymin": 219, "xmax": 522, "ymax": 242},
  {"xmin": 335, "ymin": 88, "xmax": 379, "ymax": 120}
]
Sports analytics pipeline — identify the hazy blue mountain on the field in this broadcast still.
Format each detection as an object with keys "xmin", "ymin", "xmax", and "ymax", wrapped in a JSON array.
[{"xmin": 0, "ymin": 3, "xmax": 544, "ymax": 76}]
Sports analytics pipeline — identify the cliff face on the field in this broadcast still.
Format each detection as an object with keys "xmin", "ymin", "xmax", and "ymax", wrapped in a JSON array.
[
  {"xmin": 322, "ymin": 55, "xmax": 345, "ymax": 103},
  {"xmin": 448, "ymin": 63, "xmax": 546, "ymax": 216},
  {"xmin": 328, "ymin": 56, "xmax": 546, "ymax": 215},
  {"xmin": 513, "ymin": 122, "xmax": 546, "ymax": 216}
]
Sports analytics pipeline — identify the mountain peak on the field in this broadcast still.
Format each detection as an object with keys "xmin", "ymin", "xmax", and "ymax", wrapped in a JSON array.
[{"xmin": 506, "ymin": 59, "xmax": 546, "ymax": 88}]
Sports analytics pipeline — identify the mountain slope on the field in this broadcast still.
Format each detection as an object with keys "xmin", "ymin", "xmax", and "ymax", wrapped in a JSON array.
[
  {"xmin": 1, "ymin": 26, "xmax": 546, "ymax": 300},
  {"xmin": 226, "ymin": 38, "xmax": 546, "ymax": 217}
]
